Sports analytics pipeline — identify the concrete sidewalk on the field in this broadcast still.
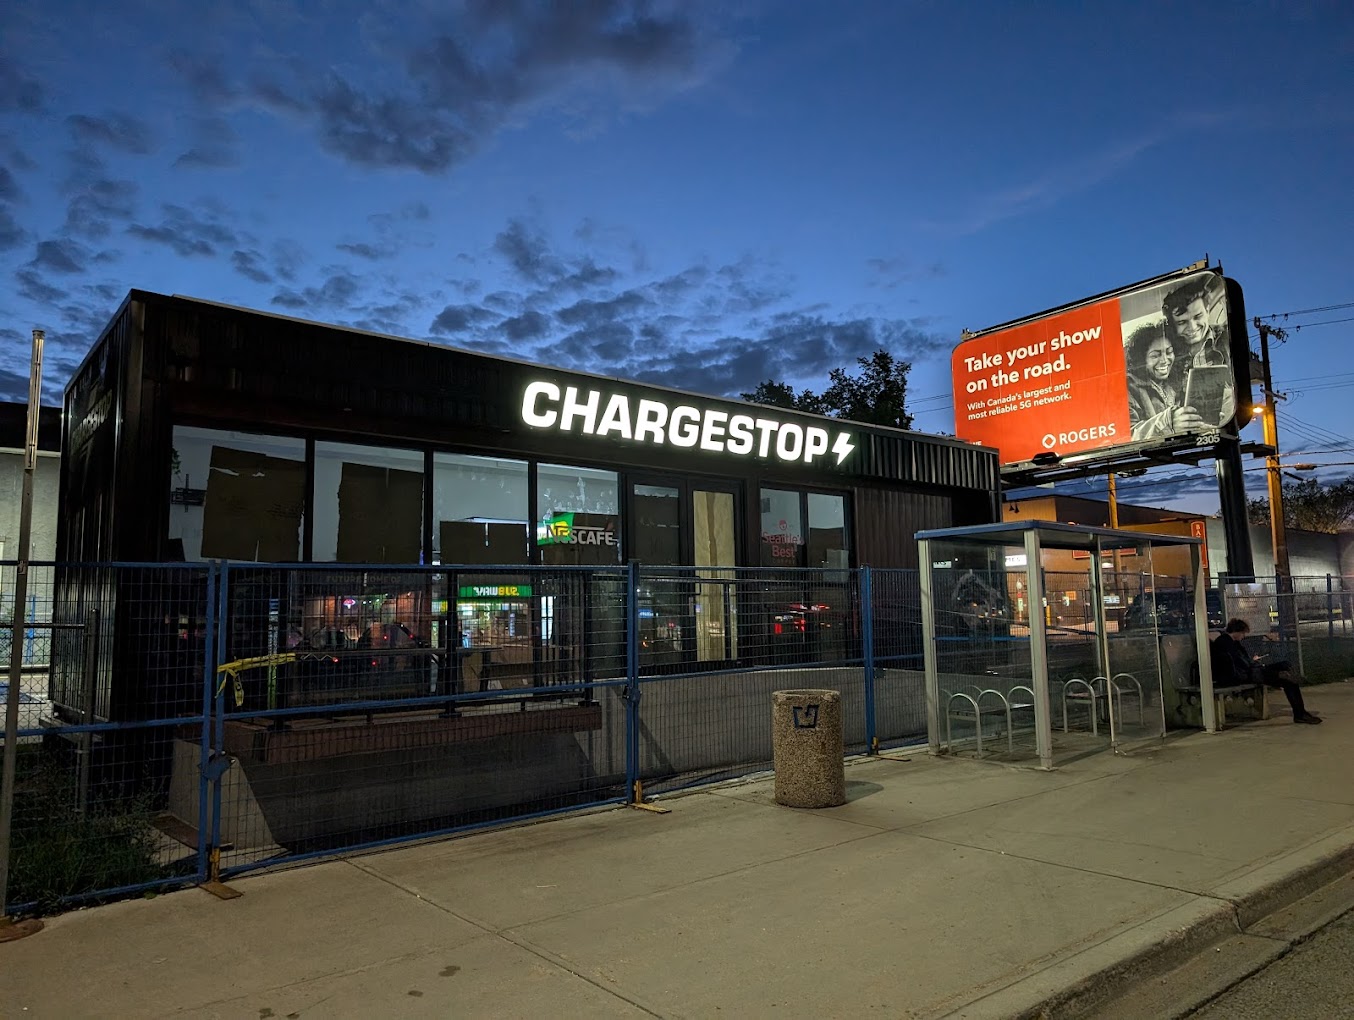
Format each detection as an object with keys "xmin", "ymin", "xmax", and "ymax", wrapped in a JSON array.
[{"xmin": 6, "ymin": 685, "xmax": 1354, "ymax": 1019}]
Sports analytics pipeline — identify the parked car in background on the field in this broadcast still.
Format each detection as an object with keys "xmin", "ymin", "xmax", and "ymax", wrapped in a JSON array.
[{"xmin": 1121, "ymin": 589, "xmax": 1223, "ymax": 634}]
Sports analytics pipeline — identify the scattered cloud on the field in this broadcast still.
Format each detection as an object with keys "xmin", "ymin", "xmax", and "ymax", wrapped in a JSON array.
[
  {"xmin": 0, "ymin": 207, "xmax": 25, "ymax": 251},
  {"xmin": 30, "ymin": 238, "xmax": 92, "ymax": 274},
  {"xmin": 175, "ymin": 118, "xmax": 241, "ymax": 169},
  {"xmin": 127, "ymin": 203, "xmax": 237, "ymax": 256},
  {"xmin": 430, "ymin": 302, "xmax": 498, "ymax": 335},
  {"xmin": 240, "ymin": 3, "xmax": 731, "ymax": 173},
  {"xmin": 231, "ymin": 249, "xmax": 273, "ymax": 284},
  {"xmin": 0, "ymin": 58, "xmax": 44, "ymax": 112},
  {"xmin": 271, "ymin": 270, "xmax": 362, "ymax": 312},
  {"xmin": 404, "ymin": 215, "xmax": 951, "ymax": 401},
  {"xmin": 15, "ymin": 267, "xmax": 64, "ymax": 303},
  {"xmin": 0, "ymin": 164, "xmax": 22, "ymax": 202},
  {"xmin": 67, "ymin": 112, "xmax": 154, "ymax": 155},
  {"xmin": 498, "ymin": 309, "xmax": 552, "ymax": 341},
  {"xmin": 63, "ymin": 179, "xmax": 138, "ymax": 239},
  {"xmin": 336, "ymin": 240, "xmax": 393, "ymax": 261},
  {"xmin": 866, "ymin": 255, "xmax": 946, "ymax": 289},
  {"xmin": 166, "ymin": 50, "xmax": 237, "ymax": 105}
]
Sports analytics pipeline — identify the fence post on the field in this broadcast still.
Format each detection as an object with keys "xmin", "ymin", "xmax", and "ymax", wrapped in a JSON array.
[
  {"xmin": 861, "ymin": 567, "xmax": 877, "ymax": 754},
  {"xmin": 209, "ymin": 562, "xmax": 229, "ymax": 881},
  {"xmin": 76, "ymin": 608, "xmax": 101, "ymax": 814},
  {"xmin": 1327, "ymin": 575, "xmax": 1335, "ymax": 640},
  {"xmin": 625, "ymin": 560, "xmax": 640, "ymax": 803},
  {"xmin": 197, "ymin": 563, "xmax": 218, "ymax": 885}
]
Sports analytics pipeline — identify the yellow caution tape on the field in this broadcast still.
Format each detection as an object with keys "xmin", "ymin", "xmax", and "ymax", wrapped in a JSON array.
[{"xmin": 215, "ymin": 653, "xmax": 299, "ymax": 707}]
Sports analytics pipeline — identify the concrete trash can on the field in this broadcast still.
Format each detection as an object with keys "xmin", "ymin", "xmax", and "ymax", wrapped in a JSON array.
[{"xmin": 772, "ymin": 689, "xmax": 846, "ymax": 808}]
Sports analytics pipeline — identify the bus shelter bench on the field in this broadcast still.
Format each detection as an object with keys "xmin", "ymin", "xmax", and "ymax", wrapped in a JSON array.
[
  {"xmin": 1170, "ymin": 677, "xmax": 1269, "ymax": 728},
  {"xmin": 942, "ymin": 682, "xmax": 1036, "ymax": 756}
]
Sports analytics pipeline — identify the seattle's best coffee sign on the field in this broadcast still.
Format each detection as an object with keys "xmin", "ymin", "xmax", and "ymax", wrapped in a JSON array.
[{"xmin": 520, "ymin": 381, "xmax": 857, "ymax": 467}]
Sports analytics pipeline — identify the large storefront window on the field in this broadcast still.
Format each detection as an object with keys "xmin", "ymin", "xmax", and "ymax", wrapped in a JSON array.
[
  {"xmin": 760, "ymin": 488, "xmax": 805, "ymax": 567},
  {"xmin": 807, "ymin": 493, "xmax": 848, "ymax": 570},
  {"xmin": 169, "ymin": 425, "xmax": 305, "ymax": 561},
  {"xmin": 537, "ymin": 463, "xmax": 621, "ymax": 565},
  {"xmin": 759, "ymin": 486, "xmax": 850, "ymax": 665},
  {"xmin": 313, "ymin": 441, "xmax": 425, "ymax": 563},
  {"xmin": 433, "ymin": 453, "xmax": 529, "ymax": 565}
]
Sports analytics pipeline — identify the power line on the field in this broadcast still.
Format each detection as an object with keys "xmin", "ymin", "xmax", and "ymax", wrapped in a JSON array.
[
  {"xmin": 1280, "ymin": 316, "xmax": 1354, "ymax": 331},
  {"xmin": 1259, "ymin": 301, "xmax": 1354, "ymax": 320}
]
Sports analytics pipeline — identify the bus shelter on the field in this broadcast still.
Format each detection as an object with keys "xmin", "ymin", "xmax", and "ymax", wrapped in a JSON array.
[{"xmin": 915, "ymin": 521, "xmax": 1217, "ymax": 769}]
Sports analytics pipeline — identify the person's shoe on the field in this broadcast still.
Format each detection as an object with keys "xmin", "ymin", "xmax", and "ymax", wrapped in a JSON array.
[{"xmin": 1295, "ymin": 713, "xmax": 1323, "ymax": 724}]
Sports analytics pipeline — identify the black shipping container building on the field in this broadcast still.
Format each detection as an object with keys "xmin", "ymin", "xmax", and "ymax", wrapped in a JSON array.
[{"xmin": 56, "ymin": 290, "xmax": 1000, "ymax": 725}]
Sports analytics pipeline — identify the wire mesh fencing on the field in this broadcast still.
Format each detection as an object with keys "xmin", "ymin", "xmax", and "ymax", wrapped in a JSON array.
[
  {"xmin": 2, "ymin": 563, "xmax": 213, "ymax": 914},
  {"xmin": 211, "ymin": 563, "xmax": 630, "ymax": 875},
  {"xmin": 632, "ymin": 567, "xmax": 868, "ymax": 795},
  {"xmin": 17, "ymin": 561, "xmax": 1347, "ymax": 914}
]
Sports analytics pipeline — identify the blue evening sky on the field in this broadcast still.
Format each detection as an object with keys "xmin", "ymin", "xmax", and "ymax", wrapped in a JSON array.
[{"xmin": 2, "ymin": 0, "xmax": 1351, "ymax": 512}]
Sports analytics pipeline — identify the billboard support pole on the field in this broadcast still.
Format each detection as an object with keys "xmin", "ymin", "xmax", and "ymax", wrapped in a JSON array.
[{"xmin": 1215, "ymin": 436, "xmax": 1254, "ymax": 583}]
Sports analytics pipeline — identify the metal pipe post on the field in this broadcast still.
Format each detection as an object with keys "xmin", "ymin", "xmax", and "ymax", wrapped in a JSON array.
[
  {"xmin": 624, "ymin": 560, "xmax": 640, "ymax": 800},
  {"xmin": 860, "ymin": 567, "xmax": 876, "ymax": 754},
  {"xmin": 0, "ymin": 328, "xmax": 44, "ymax": 915}
]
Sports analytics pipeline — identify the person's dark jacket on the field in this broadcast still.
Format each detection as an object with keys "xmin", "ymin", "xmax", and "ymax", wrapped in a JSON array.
[{"xmin": 1209, "ymin": 630, "xmax": 1256, "ymax": 687}]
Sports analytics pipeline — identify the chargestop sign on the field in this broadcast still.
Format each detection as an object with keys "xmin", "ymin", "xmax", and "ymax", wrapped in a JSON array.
[{"xmin": 953, "ymin": 298, "xmax": 1131, "ymax": 465}]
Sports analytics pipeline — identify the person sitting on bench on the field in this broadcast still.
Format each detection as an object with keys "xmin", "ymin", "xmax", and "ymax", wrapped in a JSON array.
[{"xmin": 1210, "ymin": 618, "xmax": 1322, "ymax": 724}]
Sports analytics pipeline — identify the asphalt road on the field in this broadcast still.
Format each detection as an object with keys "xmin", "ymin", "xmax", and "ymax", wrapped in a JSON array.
[{"xmin": 1191, "ymin": 906, "xmax": 1354, "ymax": 1019}]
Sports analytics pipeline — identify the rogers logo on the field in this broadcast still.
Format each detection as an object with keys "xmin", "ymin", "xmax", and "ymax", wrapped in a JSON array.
[{"xmin": 1041, "ymin": 424, "xmax": 1118, "ymax": 451}]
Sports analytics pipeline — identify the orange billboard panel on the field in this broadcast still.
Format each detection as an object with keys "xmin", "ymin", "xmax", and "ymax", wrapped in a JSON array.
[
  {"xmin": 953, "ymin": 298, "xmax": 1131, "ymax": 464},
  {"xmin": 953, "ymin": 270, "xmax": 1237, "ymax": 467}
]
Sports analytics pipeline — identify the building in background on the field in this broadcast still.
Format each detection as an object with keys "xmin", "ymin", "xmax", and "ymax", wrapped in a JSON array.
[{"xmin": 0, "ymin": 401, "xmax": 62, "ymax": 563}]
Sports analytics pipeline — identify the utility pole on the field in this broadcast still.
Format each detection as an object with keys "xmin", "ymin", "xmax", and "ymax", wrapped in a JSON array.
[{"xmin": 1254, "ymin": 318, "xmax": 1297, "ymax": 645}]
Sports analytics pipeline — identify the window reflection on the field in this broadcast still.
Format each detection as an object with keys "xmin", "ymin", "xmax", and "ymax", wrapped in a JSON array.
[
  {"xmin": 313, "ymin": 441, "xmax": 424, "ymax": 563},
  {"xmin": 434, "ymin": 453, "xmax": 529, "ymax": 565},
  {"xmin": 537, "ymin": 463, "xmax": 621, "ymax": 565},
  {"xmin": 760, "ymin": 488, "xmax": 804, "ymax": 567},
  {"xmin": 168, "ymin": 426, "xmax": 305, "ymax": 562}
]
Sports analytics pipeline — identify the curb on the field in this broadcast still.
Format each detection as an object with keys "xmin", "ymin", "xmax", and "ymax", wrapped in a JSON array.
[{"xmin": 946, "ymin": 828, "xmax": 1354, "ymax": 1019}]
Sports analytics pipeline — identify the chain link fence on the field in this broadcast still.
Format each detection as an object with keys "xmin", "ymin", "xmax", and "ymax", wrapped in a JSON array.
[{"xmin": 6, "ymin": 561, "xmax": 1354, "ymax": 914}]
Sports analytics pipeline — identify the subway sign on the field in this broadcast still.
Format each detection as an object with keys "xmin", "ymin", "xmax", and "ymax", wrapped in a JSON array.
[
  {"xmin": 521, "ymin": 382, "xmax": 857, "ymax": 466},
  {"xmin": 458, "ymin": 584, "xmax": 533, "ymax": 599}
]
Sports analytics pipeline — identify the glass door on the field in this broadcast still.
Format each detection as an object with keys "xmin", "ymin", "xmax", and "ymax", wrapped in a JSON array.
[
  {"xmin": 693, "ymin": 487, "xmax": 739, "ymax": 663},
  {"xmin": 627, "ymin": 479, "xmax": 742, "ymax": 670},
  {"xmin": 631, "ymin": 483, "xmax": 687, "ymax": 670}
]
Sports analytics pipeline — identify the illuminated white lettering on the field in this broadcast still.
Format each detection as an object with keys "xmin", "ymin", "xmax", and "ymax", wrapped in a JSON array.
[
  {"xmin": 522, "ymin": 381, "xmax": 560, "ymax": 427},
  {"xmin": 518, "ymin": 382, "xmax": 858, "ymax": 467},
  {"xmin": 700, "ymin": 410, "xmax": 728, "ymax": 452},
  {"xmin": 596, "ymin": 394, "xmax": 633, "ymax": 439},
  {"xmin": 635, "ymin": 399, "xmax": 668, "ymax": 443},
  {"xmin": 803, "ymin": 426, "xmax": 829, "ymax": 464},
  {"xmin": 754, "ymin": 419, "xmax": 779, "ymax": 458},
  {"xmin": 669, "ymin": 405, "xmax": 700, "ymax": 447},
  {"xmin": 727, "ymin": 414, "xmax": 754, "ymax": 454},
  {"xmin": 775, "ymin": 423, "xmax": 804, "ymax": 461},
  {"xmin": 560, "ymin": 386, "xmax": 600, "ymax": 433}
]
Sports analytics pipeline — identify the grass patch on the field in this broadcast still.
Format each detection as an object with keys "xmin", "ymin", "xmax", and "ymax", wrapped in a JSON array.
[{"xmin": 8, "ymin": 747, "xmax": 171, "ymax": 914}]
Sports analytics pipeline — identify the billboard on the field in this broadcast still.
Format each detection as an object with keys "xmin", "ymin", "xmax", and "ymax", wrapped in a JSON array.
[{"xmin": 953, "ymin": 269, "xmax": 1243, "ymax": 467}]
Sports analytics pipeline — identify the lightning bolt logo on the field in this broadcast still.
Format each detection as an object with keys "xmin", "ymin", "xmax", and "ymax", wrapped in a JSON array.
[{"xmin": 832, "ymin": 432, "xmax": 855, "ymax": 466}]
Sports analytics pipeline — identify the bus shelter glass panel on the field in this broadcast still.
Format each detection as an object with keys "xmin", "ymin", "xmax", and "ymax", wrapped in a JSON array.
[
  {"xmin": 929, "ymin": 541, "xmax": 1037, "ymax": 763},
  {"xmin": 1102, "ymin": 547, "xmax": 1169, "ymax": 745}
]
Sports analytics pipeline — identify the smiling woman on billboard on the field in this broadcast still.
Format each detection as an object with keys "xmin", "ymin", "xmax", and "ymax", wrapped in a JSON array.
[{"xmin": 1125, "ymin": 323, "xmax": 1205, "ymax": 440}]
